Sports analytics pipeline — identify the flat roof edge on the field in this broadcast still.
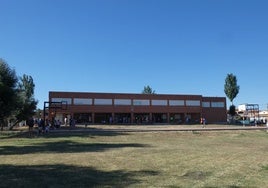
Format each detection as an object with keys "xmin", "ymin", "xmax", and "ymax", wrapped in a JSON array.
[{"xmin": 49, "ymin": 91, "xmax": 225, "ymax": 98}]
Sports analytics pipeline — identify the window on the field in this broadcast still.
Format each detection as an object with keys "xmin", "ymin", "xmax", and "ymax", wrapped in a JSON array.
[
  {"xmin": 169, "ymin": 100, "xmax": 184, "ymax": 106},
  {"xmin": 94, "ymin": 99, "xmax": 113, "ymax": 105},
  {"xmin": 133, "ymin": 99, "xmax": 150, "ymax": 106},
  {"xmin": 152, "ymin": 100, "xmax": 167, "ymax": 106},
  {"xmin": 74, "ymin": 98, "xmax": 92, "ymax": 105},
  {"xmin": 114, "ymin": 99, "xmax": 131, "ymax": 105},
  {"xmin": 51, "ymin": 98, "xmax": 72, "ymax": 104},
  {"xmin": 185, "ymin": 100, "xmax": 200, "ymax": 106},
  {"xmin": 211, "ymin": 102, "xmax": 225, "ymax": 108},
  {"xmin": 202, "ymin": 102, "xmax": 210, "ymax": 108}
]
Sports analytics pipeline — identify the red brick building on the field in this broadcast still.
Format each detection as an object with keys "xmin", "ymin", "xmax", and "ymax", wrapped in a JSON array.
[{"xmin": 48, "ymin": 91, "xmax": 227, "ymax": 124}]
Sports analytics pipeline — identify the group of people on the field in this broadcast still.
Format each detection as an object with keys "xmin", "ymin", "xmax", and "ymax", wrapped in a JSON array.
[
  {"xmin": 26, "ymin": 117, "xmax": 68, "ymax": 136},
  {"xmin": 26, "ymin": 117, "xmax": 49, "ymax": 136}
]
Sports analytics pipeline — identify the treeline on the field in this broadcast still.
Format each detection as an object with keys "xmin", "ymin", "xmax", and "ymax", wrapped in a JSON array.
[{"xmin": 0, "ymin": 58, "xmax": 37, "ymax": 130}]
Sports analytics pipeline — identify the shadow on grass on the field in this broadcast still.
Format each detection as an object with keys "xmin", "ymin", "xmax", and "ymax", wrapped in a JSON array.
[
  {"xmin": 0, "ymin": 128, "xmax": 130, "ymax": 139},
  {"xmin": 44, "ymin": 129, "xmax": 130, "ymax": 138},
  {"xmin": 0, "ymin": 164, "xmax": 159, "ymax": 188},
  {"xmin": 0, "ymin": 140, "xmax": 148, "ymax": 155}
]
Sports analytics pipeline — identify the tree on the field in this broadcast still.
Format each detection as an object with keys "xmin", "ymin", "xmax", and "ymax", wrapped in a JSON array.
[
  {"xmin": 0, "ymin": 59, "xmax": 18, "ymax": 130},
  {"xmin": 9, "ymin": 74, "xmax": 38, "ymax": 130},
  {"xmin": 229, "ymin": 105, "xmax": 236, "ymax": 116},
  {"xmin": 35, "ymin": 108, "xmax": 42, "ymax": 119},
  {"xmin": 142, "ymin": 85, "xmax": 156, "ymax": 94},
  {"xmin": 224, "ymin": 73, "xmax": 240, "ymax": 105}
]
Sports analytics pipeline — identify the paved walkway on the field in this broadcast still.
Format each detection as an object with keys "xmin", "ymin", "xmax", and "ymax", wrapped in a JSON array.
[{"xmin": 51, "ymin": 124, "xmax": 268, "ymax": 133}]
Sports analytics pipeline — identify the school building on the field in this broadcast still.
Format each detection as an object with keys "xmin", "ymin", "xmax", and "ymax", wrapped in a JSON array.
[{"xmin": 48, "ymin": 91, "xmax": 227, "ymax": 124}]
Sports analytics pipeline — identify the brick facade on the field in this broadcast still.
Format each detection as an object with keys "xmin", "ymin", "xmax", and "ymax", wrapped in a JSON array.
[{"xmin": 48, "ymin": 91, "xmax": 227, "ymax": 124}]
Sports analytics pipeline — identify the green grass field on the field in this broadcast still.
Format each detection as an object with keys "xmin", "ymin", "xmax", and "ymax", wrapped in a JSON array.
[{"xmin": 0, "ymin": 128, "xmax": 268, "ymax": 187}]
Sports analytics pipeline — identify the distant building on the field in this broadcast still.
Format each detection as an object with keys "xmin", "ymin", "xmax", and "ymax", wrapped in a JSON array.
[
  {"xmin": 238, "ymin": 103, "xmax": 262, "ymax": 122},
  {"xmin": 47, "ymin": 91, "xmax": 227, "ymax": 124},
  {"xmin": 238, "ymin": 104, "xmax": 248, "ymax": 112},
  {"xmin": 259, "ymin": 110, "xmax": 268, "ymax": 123}
]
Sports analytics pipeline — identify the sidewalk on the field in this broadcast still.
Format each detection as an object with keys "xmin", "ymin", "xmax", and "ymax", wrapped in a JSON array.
[{"xmin": 51, "ymin": 124, "xmax": 268, "ymax": 133}]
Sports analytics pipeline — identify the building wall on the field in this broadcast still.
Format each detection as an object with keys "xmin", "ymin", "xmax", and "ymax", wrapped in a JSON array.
[
  {"xmin": 201, "ymin": 97, "xmax": 227, "ymax": 123},
  {"xmin": 48, "ymin": 91, "xmax": 227, "ymax": 124}
]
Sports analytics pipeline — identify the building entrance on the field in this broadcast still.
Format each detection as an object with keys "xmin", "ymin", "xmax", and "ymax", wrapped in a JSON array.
[
  {"xmin": 114, "ymin": 113, "xmax": 131, "ymax": 124},
  {"xmin": 73, "ymin": 113, "xmax": 92, "ymax": 124},
  {"xmin": 170, "ymin": 113, "xmax": 184, "ymax": 124},
  {"xmin": 152, "ymin": 113, "xmax": 168, "ymax": 123},
  {"xmin": 134, "ymin": 113, "xmax": 150, "ymax": 124},
  {"xmin": 94, "ymin": 113, "xmax": 112, "ymax": 124}
]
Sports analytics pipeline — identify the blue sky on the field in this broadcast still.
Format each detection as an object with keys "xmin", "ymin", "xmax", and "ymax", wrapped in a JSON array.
[{"xmin": 1, "ymin": 0, "xmax": 268, "ymax": 109}]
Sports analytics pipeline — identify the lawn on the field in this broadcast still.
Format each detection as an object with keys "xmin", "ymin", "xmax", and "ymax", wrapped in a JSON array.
[{"xmin": 0, "ymin": 127, "xmax": 268, "ymax": 187}]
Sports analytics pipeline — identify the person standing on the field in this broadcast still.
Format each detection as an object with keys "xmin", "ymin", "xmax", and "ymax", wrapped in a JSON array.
[
  {"xmin": 202, "ymin": 117, "xmax": 206, "ymax": 128},
  {"xmin": 64, "ymin": 116, "xmax": 68, "ymax": 126},
  {"xmin": 71, "ymin": 118, "xmax": 76, "ymax": 128},
  {"xmin": 27, "ymin": 117, "xmax": 34, "ymax": 136}
]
